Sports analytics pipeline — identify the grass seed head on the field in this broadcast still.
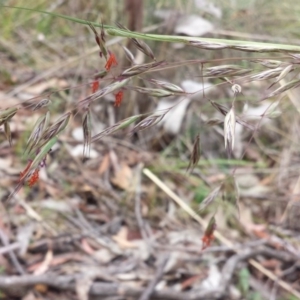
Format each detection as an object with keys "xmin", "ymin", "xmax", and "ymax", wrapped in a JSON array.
[
  {"xmin": 206, "ymin": 65, "xmax": 251, "ymax": 77},
  {"xmin": 150, "ymin": 79, "xmax": 185, "ymax": 94},
  {"xmin": 221, "ymin": 175, "xmax": 240, "ymax": 217},
  {"xmin": 133, "ymin": 87, "xmax": 174, "ymax": 97},
  {"xmin": 88, "ymin": 23, "xmax": 108, "ymax": 60},
  {"xmin": 82, "ymin": 109, "xmax": 92, "ymax": 158},
  {"xmin": 4, "ymin": 122, "xmax": 12, "ymax": 146},
  {"xmin": 105, "ymin": 52, "xmax": 118, "ymax": 71},
  {"xmin": 24, "ymin": 112, "xmax": 50, "ymax": 157},
  {"xmin": 199, "ymin": 186, "xmax": 221, "ymax": 212},
  {"xmin": 121, "ymin": 61, "xmax": 164, "ymax": 78},
  {"xmin": 91, "ymin": 114, "xmax": 142, "ymax": 143},
  {"xmin": 266, "ymin": 78, "xmax": 300, "ymax": 99},
  {"xmin": 0, "ymin": 107, "xmax": 18, "ymax": 126},
  {"xmin": 120, "ymin": 44, "xmax": 135, "ymax": 64},
  {"xmin": 131, "ymin": 38, "xmax": 156, "ymax": 60},
  {"xmin": 131, "ymin": 111, "xmax": 168, "ymax": 133},
  {"xmin": 32, "ymin": 98, "xmax": 51, "ymax": 111},
  {"xmin": 187, "ymin": 134, "xmax": 201, "ymax": 173},
  {"xmin": 114, "ymin": 91, "xmax": 124, "ymax": 107},
  {"xmin": 42, "ymin": 112, "xmax": 71, "ymax": 142}
]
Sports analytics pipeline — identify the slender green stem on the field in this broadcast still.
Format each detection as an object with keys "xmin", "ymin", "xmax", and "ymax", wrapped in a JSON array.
[
  {"xmin": 0, "ymin": 5, "xmax": 116, "ymax": 29},
  {"xmin": 107, "ymin": 28, "xmax": 300, "ymax": 53},
  {"xmin": 2, "ymin": 5, "xmax": 300, "ymax": 53}
]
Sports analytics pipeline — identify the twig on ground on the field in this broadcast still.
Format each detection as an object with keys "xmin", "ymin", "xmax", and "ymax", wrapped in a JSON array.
[
  {"xmin": 0, "ymin": 242, "xmax": 20, "ymax": 255},
  {"xmin": 0, "ymin": 229, "xmax": 25, "ymax": 275},
  {"xmin": 142, "ymin": 168, "xmax": 300, "ymax": 299},
  {"xmin": 0, "ymin": 273, "xmax": 218, "ymax": 299},
  {"xmin": 135, "ymin": 163, "xmax": 150, "ymax": 242},
  {"xmin": 139, "ymin": 254, "xmax": 169, "ymax": 300},
  {"xmin": 0, "ymin": 243, "xmax": 296, "ymax": 300}
]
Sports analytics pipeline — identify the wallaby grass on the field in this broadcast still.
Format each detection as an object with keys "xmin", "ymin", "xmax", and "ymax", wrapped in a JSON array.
[
  {"xmin": 1, "ymin": 1, "xmax": 300, "ymax": 299},
  {"xmin": 1, "ymin": 1, "xmax": 300, "ymax": 210},
  {"xmin": 1, "ymin": 1, "xmax": 300, "ymax": 214}
]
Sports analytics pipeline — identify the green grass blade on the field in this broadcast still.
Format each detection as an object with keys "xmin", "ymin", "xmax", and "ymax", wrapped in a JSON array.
[
  {"xmin": 2, "ymin": 5, "xmax": 300, "ymax": 53},
  {"xmin": 0, "ymin": 5, "xmax": 115, "ymax": 29}
]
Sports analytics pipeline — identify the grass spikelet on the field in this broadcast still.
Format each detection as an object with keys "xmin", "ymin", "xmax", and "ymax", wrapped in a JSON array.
[
  {"xmin": 131, "ymin": 111, "xmax": 169, "ymax": 133},
  {"xmin": 0, "ymin": 107, "xmax": 18, "ymax": 126},
  {"xmin": 116, "ymin": 22, "xmax": 155, "ymax": 60},
  {"xmin": 82, "ymin": 109, "xmax": 92, "ymax": 158},
  {"xmin": 32, "ymin": 98, "xmax": 51, "ymax": 111},
  {"xmin": 4, "ymin": 122, "xmax": 12, "ymax": 146},
  {"xmin": 105, "ymin": 51, "xmax": 118, "ymax": 71},
  {"xmin": 221, "ymin": 175, "xmax": 239, "ymax": 216},
  {"xmin": 201, "ymin": 216, "xmax": 216, "ymax": 250},
  {"xmin": 88, "ymin": 22, "xmax": 107, "ymax": 60},
  {"xmin": 268, "ymin": 64, "xmax": 294, "ymax": 89},
  {"xmin": 91, "ymin": 114, "xmax": 142, "ymax": 143},
  {"xmin": 186, "ymin": 134, "xmax": 200, "ymax": 173},
  {"xmin": 199, "ymin": 186, "xmax": 221, "ymax": 212},
  {"xmin": 265, "ymin": 78, "xmax": 300, "ymax": 99},
  {"xmin": 205, "ymin": 65, "xmax": 251, "ymax": 77},
  {"xmin": 121, "ymin": 61, "xmax": 164, "ymax": 78},
  {"xmin": 149, "ymin": 79, "xmax": 185, "ymax": 93},
  {"xmin": 224, "ymin": 105, "xmax": 236, "ymax": 157},
  {"xmin": 120, "ymin": 43, "xmax": 135, "ymax": 64},
  {"xmin": 24, "ymin": 112, "xmax": 50, "ymax": 157},
  {"xmin": 42, "ymin": 112, "xmax": 71, "ymax": 142}
]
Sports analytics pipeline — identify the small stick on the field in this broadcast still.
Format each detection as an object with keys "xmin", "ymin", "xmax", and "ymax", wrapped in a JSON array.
[
  {"xmin": 0, "ymin": 243, "xmax": 20, "ymax": 255},
  {"xmin": 0, "ymin": 230, "xmax": 25, "ymax": 275},
  {"xmin": 142, "ymin": 168, "xmax": 300, "ymax": 300},
  {"xmin": 135, "ymin": 163, "xmax": 150, "ymax": 241},
  {"xmin": 138, "ymin": 254, "xmax": 169, "ymax": 300}
]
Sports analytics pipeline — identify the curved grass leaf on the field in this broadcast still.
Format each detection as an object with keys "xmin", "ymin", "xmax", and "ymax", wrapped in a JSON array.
[{"xmin": 2, "ymin": 6, "xmax": 300, "ymax": 53}]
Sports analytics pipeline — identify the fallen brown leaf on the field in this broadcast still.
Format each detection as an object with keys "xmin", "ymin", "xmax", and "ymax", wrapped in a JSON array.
[
  {"xmin": 112, "ymin": 226, "xmax": 138, "ymax": 249},
  {"xmin": 98, "ymin": 153, "xmax": 110, "ymax": 175},
  {"xmin": 111, "ymin": 163, "xmax": 133, "ymax": 190},
  {"xmin": 81, "ymin": 238, "xmax": 95, "ymax": 255},
  {"xmin": 33, "ymin": 249, "xmax": 53, "ymax": 276}
]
